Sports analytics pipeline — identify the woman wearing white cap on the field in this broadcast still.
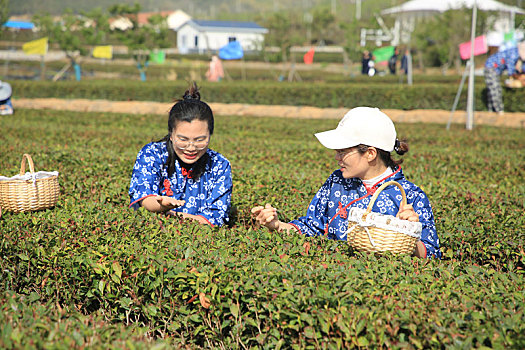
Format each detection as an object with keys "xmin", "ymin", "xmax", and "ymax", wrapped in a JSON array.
[{"xmin": 251, "ymin": 107, "xmax": 441, "ymax": 258}]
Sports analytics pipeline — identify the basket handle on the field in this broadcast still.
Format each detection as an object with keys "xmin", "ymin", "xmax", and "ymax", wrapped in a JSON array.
[
  {"xmin": 365, "ymin": 180, "xmax": 407, "ymax": 216},
  {"xmin": 19, "ymin": 154, "xmax": 36, "ymax": 175}
]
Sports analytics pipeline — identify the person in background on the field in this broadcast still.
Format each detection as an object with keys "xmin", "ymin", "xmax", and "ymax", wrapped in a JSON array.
[
  {"xmin": 206, "ymin": 55, "xmax": 224, "ymax": 82},
  {"xmin": 129, "ymin": 82, "xmax": 232, "ymax": 227},
  {"xmin": 512, "ymin": 53, "xmax": 525, "ymax": 85},
  {"xmin": 484, "ymin": 41, "xmax": 525, "ymax": 114},
  {"xmin": 361, "ymin": 50, "xmax": 371, "ymax": 75},
  {"xmin": 0, "ymin": 81, "xmax": 14, "ymax": 115},
  {"xmin": 400, "ymin": 49, "xmax": 410, "ymax": 75},
  {"xmin": 388, "ymin": 47, "xmax": 399, "ymax": 75},
  {"xmin": 367, "ymin": 58, "xmax": 376, "ymax": 77},
  {"xmin": 251, "ymin": 107, "xmax": 441, "ymax": 259}
]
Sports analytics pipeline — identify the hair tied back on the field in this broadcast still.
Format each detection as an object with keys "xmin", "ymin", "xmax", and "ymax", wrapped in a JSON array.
[
  {"xmin": 394, "ymin": 139, "xmax": 401, "ymax": 153},
  {"xmin": 182, "ymin": 81, "xmax": 201, "ymax": 101}
]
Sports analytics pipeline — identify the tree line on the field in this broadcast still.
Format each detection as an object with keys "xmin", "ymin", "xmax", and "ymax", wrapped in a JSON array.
[{"xmin": 3, "ymin": 0, "xmax": 524, "ymax": 76}]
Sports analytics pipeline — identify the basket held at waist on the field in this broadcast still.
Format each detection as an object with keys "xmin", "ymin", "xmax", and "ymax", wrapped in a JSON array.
[{"xmin": 347, "ymin": 207, "xmax": 422, "ymax": 239}]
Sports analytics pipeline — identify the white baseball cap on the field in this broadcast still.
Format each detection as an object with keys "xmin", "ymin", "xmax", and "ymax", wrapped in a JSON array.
[
  {"xmin": 0, "ymin": 81, "xmax": 12, "ymax": 102},
  {"xmin": 314, "ymin": 107, "xmax": 397, "ymax": 152}
]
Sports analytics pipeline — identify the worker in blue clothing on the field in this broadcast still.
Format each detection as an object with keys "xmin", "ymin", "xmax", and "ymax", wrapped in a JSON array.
[
  {"xmin": 484, "ymin": 41, "xmax": 525, "ymax": 114},
  {"xmin": 129, "ymin": 82, "xmax": 232, "ymax": 227},
  {"xmin": 252, "ymin": 107, "xmax": 441, "ymax": 259}
]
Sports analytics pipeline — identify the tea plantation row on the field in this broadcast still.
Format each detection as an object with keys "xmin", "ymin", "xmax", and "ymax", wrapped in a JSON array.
[
  {"xmin": 4, "ymin": 59, "xmax": 486, "ymax": 84},
  {"xmin": 1, "ymin": 109, "xmax": 524, "ymax": 348},
  {"xmin": 9, "ymin": 79, "xmax": 525, "ymax": 112}
]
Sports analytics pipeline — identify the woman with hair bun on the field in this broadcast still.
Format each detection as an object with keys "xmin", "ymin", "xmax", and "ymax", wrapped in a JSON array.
[
  {"xmin": 251, "ymin": 107, "xmax": 441, "ymax": 258},
  {"xmin": 129, "ymin": 82, "xmax": 232, "ymax": 227}
]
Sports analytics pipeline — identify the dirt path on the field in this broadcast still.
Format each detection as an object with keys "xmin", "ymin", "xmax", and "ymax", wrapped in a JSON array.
[{"xmin": 13, "ymin": 98, "xmax": 525, "ymax": 128}]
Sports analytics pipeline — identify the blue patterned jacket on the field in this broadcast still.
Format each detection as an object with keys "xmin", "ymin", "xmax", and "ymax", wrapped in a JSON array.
[
  {"xmin": 129, "ymin": 142, "xmax": 232, "ymax": 227},
  {"xmin": 289, "ymin": 167, "xmax": 442, "ymax": 258},
  {"xmin": 485, "ymin": 47, "xmax": 520, "ymax": 75}
]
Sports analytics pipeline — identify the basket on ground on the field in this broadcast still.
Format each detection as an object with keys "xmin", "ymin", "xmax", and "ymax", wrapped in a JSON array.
[
  {"xmin": 0, "ymin": 154, "xmax": 60, "ymax": 213},
  {"xmin": 346, "ymin": 181, "xmax": 421, "ymax": 254}
]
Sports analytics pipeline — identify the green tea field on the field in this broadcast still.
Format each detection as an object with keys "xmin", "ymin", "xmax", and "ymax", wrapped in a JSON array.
[{"xmin": 1, "ymin": 108, "xmax": 524, "ymax": 349}]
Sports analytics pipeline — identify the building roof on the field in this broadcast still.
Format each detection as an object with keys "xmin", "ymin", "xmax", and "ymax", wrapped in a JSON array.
[
  {"xmin": 137, "ymin": 11, "xmax": 174, "ymax": 25},
  {"xmin": 182, "ymin": 20, "xmax": 268, "ymax": 33},
  {"xmin": 109, "ymin": 11, "xmax": 177, "ymax": 30},
  {"xmin": 3, "ymin": 21, "xmax": 35, "ymax": 30},
  {"xmin": 167, "ymin": 10, "xmax": 191, "ymax": 30}
]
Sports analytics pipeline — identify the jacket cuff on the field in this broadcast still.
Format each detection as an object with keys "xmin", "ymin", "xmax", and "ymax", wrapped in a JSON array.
[
  {"xmin": 288, "ymin": 222, "xmax": 302, "ymax": 235},
  {"xmin": 129, "ymin": 194, "xmax": 156, "ymax": 208}
]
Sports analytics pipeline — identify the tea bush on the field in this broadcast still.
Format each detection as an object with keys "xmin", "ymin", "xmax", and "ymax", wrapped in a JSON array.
[
  {"xmin": 4, "ymin": 59, "xmax": 487, "ymax": 84},
  {"xmin": 10, "ymin": 79, "xmax": 525, "ymax": 112},
  {"xmin": 1, "ymin": 109, "xmax": 524, "ymax": 348}
]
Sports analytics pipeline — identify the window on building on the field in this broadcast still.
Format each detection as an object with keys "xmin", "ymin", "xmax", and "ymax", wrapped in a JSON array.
[{"xmin": 194, "ymin": 36, "xmax": 198, "ymax": 47}]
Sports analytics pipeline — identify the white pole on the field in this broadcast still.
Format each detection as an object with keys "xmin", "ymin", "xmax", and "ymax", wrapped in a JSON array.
[
  {"xmin": 466, "ymin": 0, "xmax": 477, "ymax": 130},
  {"xmin": 356, "ymin": 0, "xmax": 361, "ymax": 21}
]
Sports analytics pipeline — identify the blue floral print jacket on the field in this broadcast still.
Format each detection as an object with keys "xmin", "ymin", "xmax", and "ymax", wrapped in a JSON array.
[
  {"xmin": 484, "ymin": 47, "xmax": 520, "ymax": 75},
  {"xmin": 129, "ymin": 142, "xmax": 232, "ymax": 227},
  {"xmin": 289, "ymin": 167, "xmax": 441, "ymax": 259}
]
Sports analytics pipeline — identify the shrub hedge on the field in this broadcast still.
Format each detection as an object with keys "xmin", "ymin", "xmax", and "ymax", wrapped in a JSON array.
[
  {"xmin": 1, "ymin": 109, "xmax": 524, "ymax": 348},
  {"xmin": 3, "ymin": 58, "xmax": 496, "ymax": 84},
  {"xmin": 10, "ymin": 79, "xmax": 525, "ymax": 112}
]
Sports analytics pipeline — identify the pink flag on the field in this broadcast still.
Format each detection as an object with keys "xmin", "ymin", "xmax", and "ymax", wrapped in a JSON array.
[{"xmin": 459, "ymin": 35, "xmax": 488, "ymax": 60}]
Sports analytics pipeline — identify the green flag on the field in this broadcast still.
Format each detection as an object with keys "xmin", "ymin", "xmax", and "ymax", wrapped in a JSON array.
[
  {"xmin": 372, "ymin": 46, "xmax": 395, "ymax": 63},
  {"xmin": 503, "ymin": 31, "xmax": 514, "ymax": 42},
  {"xmin": 149, "ymin": 50, "xmax": 165, "ymax": 64}
]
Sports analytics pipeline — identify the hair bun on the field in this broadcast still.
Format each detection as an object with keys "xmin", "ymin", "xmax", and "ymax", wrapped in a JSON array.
[
  {"xmin": 182, "ymin": 81, "xmax": 201, "ymax": 101},
  {"xmin": 394, "ymin": 139, "xmax": 409, "ymax": 155},
  {"xmin": 394, "ymin": 139, "xmax": 401, "ymax": 152}
]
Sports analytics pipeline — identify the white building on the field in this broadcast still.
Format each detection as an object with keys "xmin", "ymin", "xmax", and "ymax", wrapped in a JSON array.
[
  {"xmin": 109, "ymin": 16, "xmax": 133, "ymax": 31},
  {"xmin": 176, "ymin": 20, "xmax": 268, "ymax": 54},
  {"xmin": 110, "ymin": 10, "xmax": 191, "ymax": 31},
  {"xmin": 167, "ymin": 10, "xmax": 191, "ymax": 31}
]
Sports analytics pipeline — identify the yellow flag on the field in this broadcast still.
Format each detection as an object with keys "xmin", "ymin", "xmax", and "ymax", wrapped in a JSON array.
[
  {"xmin": 93, "ymin": 45, "xmax": 112, "ymax": 59},
  {"xmin": 22, "ymin": 37, "xmax": 48, "ymax": 55}
]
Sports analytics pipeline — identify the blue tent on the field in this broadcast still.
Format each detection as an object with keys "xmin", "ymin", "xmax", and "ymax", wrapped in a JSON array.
[
  {"xmin": 3, "ymin": 21, "xmax": 35, "ymax": 30},
  {"xmin": 219, "ymin": 41, "xmax": 244, "ymax": 60}
]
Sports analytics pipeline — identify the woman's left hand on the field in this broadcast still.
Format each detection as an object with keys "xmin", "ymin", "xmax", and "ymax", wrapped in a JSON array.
[
  {"xmin": 398, "ymin": 204, "xmax": 425, "ymax": 258},
  {"xmin": 397, "ymin": 203, "xmax": 419, "ymax": 222}
]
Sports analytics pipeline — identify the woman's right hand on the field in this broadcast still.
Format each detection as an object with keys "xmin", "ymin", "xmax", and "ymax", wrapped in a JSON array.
[
  {"xmin": 154, "ymin": 195, "xmax": 185, "ymax": 211},
  {"xmin": 140, "ymin": 196, "xmax": 185, "ymax": 213},
  {"xmin": 251, "ymin": 203, "xmax": 281, "ymax": 231}
]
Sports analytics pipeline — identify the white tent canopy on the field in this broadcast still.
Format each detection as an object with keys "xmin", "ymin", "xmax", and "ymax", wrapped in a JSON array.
[
  {"xmin": 379, "ymin": 0, "xmax": 525, "ymax": 129},
  {"xmin": 379, "ymin": 0, "xmax": 525, "ymax": 45},
  {"xmin": 381, "ymin": 0, "xmax": 525, "ymax": 16}
]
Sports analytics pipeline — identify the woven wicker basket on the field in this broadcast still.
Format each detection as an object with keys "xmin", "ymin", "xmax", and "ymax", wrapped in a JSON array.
[
  {"xmin": 347, "ymin": 181, "xmax": 422, "ymax": 254},
  {"xmin": 0, "ymin": 154, "xmax": 60, "ymax": 213}
]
